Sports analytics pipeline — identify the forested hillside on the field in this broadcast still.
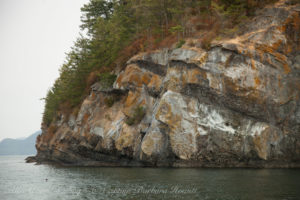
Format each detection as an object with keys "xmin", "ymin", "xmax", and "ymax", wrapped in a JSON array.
[{"xmin": 43, "ymin": 0, "xmax": 280, "ymax": 126}]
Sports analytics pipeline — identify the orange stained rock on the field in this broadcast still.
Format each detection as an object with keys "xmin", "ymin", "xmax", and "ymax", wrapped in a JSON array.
[
  {"xmin": 292, "ymin": 13, "xmax": 300, "ymax": 32},
  {"xmin": 271, "ymin": 39, "xmax": 282, "ymax": 51},
  {"xmin": 124, "ymin": 91, "xmax": 139, "ymax": 108},
  {"xmin": 90, "ymin": 92, "xmax": 97, "ymax": 101},
  {"xmin": 123, "ymin": 90, "xmax": 146, "ymax": 116},
  {"xmin": 278, "ymin": 12, "xmax": 300, "ymax": 51},
  {"xmin": 116, "ymin": 64, "xmax": 141, "ymax": 87},
  {"xmin": 156, "ymin": 100, "xmax": 181, "ymax": 130},
  {"xmin": 282, "ymin": 12, "xmax": 300, "ymax": 34},
  {"xmin": 116, "ymin": 73, "xmax": 124, "ymax": 87},
  {"xmin": 258, "ymin": 49, "xmax": 265, "ymax": 63},
  {"xmin": 258, "ymin": 44, "xmax": 287, "ymax": 62},
  {"xmin": 83, "ymin": 113, "xmax": 90, "ymax": 123},
  {"xmin": 253, "ymin": 132, "xmax": 268, "ymax": 160},
  {"xmin": 277, "ymin": 76, "xmax": 281, "ymax": 88},
  {"xmin": 254, "ymin": 77, "xmax": 261, "ymax": 88},
  {"xmin": 140, "ymin": 72, "xmax": 151, "ymax": 86},
  {"xmin": 116, "ymin": 64, "xmax": 153, "ymax": 88},
  {"xmin": 283, "ymin": 63, "xmax": 291, "ymax": 74},
  {"xmin": 224, "ymin": 78, "xmax": 240, "ymax": 93},
  {"xmin": 128, "ymin": 73, "xmax": 142, "ymax": 87},
  {"xmin": 186, "ymin": 68, "xmax": 207, "ymax": 84},
  {"xmin": 286, "ymin": 44, "xmax": 293, "ymax": 54},
  {"xmin": 251, "ymin": 59, "xmax": 256, "ymax": 70},
  {"xmin": 147, "ymin": 74, "xmax": 162, "ymax": 91},
  {"xmin": 196, "ymin": 52, "xmax": 208, "ymax": 66},
  {"xmin": 256, "ymin": 44, "xmax": 290, "ymax": 74}
]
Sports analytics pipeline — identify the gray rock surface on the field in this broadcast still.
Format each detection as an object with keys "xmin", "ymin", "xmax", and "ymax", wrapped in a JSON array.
[{"xmin": 33, "ymin": 1, "xmax": 300, "ymax": 167}]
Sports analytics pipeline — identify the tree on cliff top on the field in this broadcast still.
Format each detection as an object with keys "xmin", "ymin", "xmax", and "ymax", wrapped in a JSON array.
[{"xmin": 42, "ymin": 0, "xmax": 279, "ymax": 126}]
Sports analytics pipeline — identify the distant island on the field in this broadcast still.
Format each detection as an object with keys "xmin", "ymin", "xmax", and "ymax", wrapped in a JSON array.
[{"xmin": 0, "ymin": 130, "xmax": 41, "ymax": 155}]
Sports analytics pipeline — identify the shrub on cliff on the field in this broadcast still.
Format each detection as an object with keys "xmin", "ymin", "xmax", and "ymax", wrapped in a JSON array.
[
  {"xmin": 98, "ymin": 73, "xmax": 117, "ymax": 89},
  {"xmin": 125, "ymin": 106, "xmax": 146, "ymax": 126},
  {"xmin": 104, "ymin": 97, "xmax": 115, "ymax": 107}
]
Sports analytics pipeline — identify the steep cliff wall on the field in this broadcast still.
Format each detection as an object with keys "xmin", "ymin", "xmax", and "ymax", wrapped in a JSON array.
[{"xmin": 34, "ymin": 1, "xmax": 300, "ymax": 167}]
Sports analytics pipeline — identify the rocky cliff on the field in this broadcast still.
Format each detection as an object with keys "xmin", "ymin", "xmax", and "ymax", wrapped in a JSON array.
[{"xmin": 33, "ymin": 1, "xmax": 300, "ymax": 167}]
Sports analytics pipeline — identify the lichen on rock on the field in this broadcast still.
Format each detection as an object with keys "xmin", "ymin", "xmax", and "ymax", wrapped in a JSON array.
[{"xmin": 33, "ymin": 1, "xmax": 300, "ymax": 168}]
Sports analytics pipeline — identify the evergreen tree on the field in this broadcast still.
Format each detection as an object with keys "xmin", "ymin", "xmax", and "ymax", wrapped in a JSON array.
[{"xmin": 42, "ymin": 0, "xmax": 280, "ymax": 126}]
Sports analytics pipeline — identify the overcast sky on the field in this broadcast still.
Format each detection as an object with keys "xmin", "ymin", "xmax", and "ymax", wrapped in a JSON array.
[{"xmin": 0, "ymin": 0, "xmax": 88, "ymax": 141}]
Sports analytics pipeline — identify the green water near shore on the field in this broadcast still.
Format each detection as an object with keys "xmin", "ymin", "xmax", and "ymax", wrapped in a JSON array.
[{"xmin": 0, "ymin": 155, "xmax": 299, "ymax": 200}]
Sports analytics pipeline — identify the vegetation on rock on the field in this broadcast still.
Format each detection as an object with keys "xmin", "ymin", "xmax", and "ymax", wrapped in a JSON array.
[
  {"xmin": 104, "ymin": 96, "xmax": 115, "ymax": 107},
  {"xmin": 36, "ymin": 0, "xmax": 300, "ymax": 167},
  {"xmin": 125, "ymin": 106, "xmax": 146, "ymax": 126},
  {"xmin": 42, "ymin": 0, "xmax": 280, "ymax": 126},
  {"xmin": 98, "ymin": 73, "xmax": 117, "ymax": 89}
]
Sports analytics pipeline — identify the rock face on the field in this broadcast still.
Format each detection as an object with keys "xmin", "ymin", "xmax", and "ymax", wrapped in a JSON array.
[{"xmin": 34, "ymin": 1, "xmax": 300, "ymax": 167}]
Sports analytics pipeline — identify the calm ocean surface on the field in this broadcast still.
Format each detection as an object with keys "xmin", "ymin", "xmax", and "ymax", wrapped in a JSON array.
[{"xmin": 0, "ymin": 155, "xmax": 299, "ymax": 200}]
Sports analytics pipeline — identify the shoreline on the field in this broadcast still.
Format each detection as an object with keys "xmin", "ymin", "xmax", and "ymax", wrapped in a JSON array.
[{"xmin": 25, "ymin": 156, "xmax": 300, "ymax": 169}]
